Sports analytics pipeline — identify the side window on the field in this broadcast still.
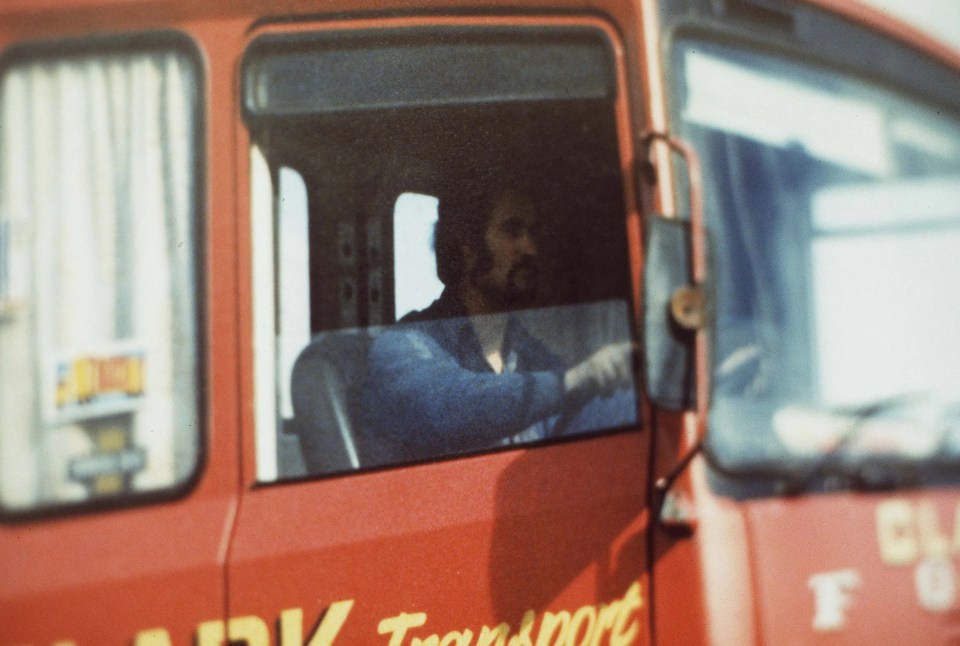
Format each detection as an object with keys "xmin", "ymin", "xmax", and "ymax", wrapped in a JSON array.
[
  {"xmin": 0, "ymin": 38, "xmax": 203, "ymax": 513},
  {"xmin": 393, "ymin": 192, "xmax": 443, "ymax": 319},
  {"xmin": 246, "ymin": 25, "xmax": 639, "ymax": 480}
]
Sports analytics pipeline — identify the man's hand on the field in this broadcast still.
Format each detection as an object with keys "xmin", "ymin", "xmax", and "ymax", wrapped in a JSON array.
[{"xmin": 564, "ymin": 342, "xmax": 634, "ymax": 397}]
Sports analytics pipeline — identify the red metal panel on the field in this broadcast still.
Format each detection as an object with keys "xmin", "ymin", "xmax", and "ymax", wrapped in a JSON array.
[
  {"xmin": 0, "ymin": 16, "xmax": 245, "ymax": 645},
  {"xmin": 0, "ymin": 498, "xmax": 236, "ymax": 645},
  {"xmin": 227, "ymin": 435, "xmax": 650, "ymax": 644},
  {"xmin": 747, "ymin": 489, "xmax": 960, "ymax": 645}
]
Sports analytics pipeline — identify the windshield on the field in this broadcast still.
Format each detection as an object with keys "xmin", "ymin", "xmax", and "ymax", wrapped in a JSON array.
[{"xmin": 672, "ymin": 41, "xmax": 960, "ymax": 475}]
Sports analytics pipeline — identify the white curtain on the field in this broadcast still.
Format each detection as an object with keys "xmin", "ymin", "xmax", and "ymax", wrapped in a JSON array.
[{"xmin": 0, "ymin": 48, "xmax": 199, "ymax": 509}]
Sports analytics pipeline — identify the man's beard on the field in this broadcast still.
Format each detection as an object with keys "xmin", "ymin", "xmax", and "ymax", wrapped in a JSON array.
[
  {"xmin": 505, "ymin": 260, "xmax": 538, "ymax": 300},
  {"xmin": 473, "ymin": 259, "xmax": 539, "ymax": 311}
]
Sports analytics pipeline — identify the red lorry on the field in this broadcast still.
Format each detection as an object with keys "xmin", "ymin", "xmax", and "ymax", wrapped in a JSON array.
[{"xmin": 1, "ymin": 0, "xmax": 959, "ymax": 643}]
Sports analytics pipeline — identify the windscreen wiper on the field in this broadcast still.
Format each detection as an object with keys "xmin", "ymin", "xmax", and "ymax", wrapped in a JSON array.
[{"xmin": 778, "ymin": 393, "xmax": 944, "ymax": 495}]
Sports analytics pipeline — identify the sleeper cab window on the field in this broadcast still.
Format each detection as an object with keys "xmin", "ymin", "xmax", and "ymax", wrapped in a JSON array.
[
  {"xmin": 243, "ymin": 24, "xmax": 640, "ymax": 481},
  {"xmin": 0, "ymin": 35, "xmax": 204, "ymax": 515}
]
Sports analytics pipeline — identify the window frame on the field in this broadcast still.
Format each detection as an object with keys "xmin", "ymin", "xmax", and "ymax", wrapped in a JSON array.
[
  {"xmin": 244, "ymin": 15, "xmax": 643, "ymax": 484},
  {"xmin": 0, "ymin": 30, "xmax": 208, "ymax": 520},
  {"xmin": 661, "ymin": 22, "xmax": 960, "ymax": 485}
]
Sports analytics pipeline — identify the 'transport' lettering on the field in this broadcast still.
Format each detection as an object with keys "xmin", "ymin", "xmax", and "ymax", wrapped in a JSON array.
[{"xmin": 378, "ymin": 581, "xmax": 643, "ymax": 646}]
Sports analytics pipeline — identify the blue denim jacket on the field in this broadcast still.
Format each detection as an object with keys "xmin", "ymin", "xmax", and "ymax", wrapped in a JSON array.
[{"xmin": 356, "ymin": 291, "xmax": 568, "ymax": 464}]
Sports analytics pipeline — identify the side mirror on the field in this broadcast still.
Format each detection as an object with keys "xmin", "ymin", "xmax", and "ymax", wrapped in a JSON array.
[{"xmin": 644, "ymin": 214, "xmax": 697, "ymax": 410}]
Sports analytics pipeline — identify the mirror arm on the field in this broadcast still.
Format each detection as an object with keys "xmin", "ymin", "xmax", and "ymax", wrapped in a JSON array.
[
  {"xmin": 640, "ymin": 131, "xmax": 710, "ymax": 526},
  {"xmin": 639, "ymin": 129, "xmax": 710, "ymax": 420},
  {"xmin": 653, "ymin": 437, "xmax": 703, "ymax": 532},
  {"xmin": 639, "ymin": 130, "xmax": 706, "ymax": 283}
]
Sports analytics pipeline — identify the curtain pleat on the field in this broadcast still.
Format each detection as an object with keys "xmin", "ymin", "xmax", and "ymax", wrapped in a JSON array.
[{"xmin": 0, "ymin": 49, "xmax": 199, "ymax": 509}]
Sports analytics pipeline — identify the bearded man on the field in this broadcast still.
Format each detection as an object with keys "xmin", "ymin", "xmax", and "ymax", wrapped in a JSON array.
[{"xmin": 357, "ymin": 180, "xmax": 634, "ymax": 464}]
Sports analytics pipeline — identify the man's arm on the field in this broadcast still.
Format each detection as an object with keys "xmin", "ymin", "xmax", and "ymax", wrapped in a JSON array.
[{"xmin": 359, "ymin": 326, "xmax": 567, "ymax": 455}]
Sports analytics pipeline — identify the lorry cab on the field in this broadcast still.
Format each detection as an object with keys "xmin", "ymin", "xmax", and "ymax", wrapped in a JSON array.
[{"xmin": 0, "ymin": 0, "xmax": 959, "ymax": 644}]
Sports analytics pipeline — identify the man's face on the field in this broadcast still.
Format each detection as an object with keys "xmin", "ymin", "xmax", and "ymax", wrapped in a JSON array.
[{"xmin": 467, "ymin": 190, "xmax": 540, "ymax": 309}]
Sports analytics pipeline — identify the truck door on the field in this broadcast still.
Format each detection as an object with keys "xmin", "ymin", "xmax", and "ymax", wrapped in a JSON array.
[
  {"xmin": 226, "ymin": 14, "xmax": 651, "ymax": 644},
  {"xmin": 0, "ymin": 32, "xmax": 239, "ymax": 645}
]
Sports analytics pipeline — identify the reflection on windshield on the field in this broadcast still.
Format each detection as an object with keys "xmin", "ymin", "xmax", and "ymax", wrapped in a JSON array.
[
  {"xmin": 291, "ymin": 300, "xmax": 639, "ymax": 473},
  {"xmin": 676, "ymin": 42, "xmax": 960, "ymax": 470}
]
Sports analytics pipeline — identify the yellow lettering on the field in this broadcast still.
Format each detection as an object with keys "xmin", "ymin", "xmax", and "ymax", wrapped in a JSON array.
[
  {"xmin": 877, "ymin": 500, "xmax": 919, "ymax": 565},
  {"xmin": 128, "ymin": 355, "xmax": 145, "ymax": 395},
  {"xmin": 477, "ymin": 623, "xmax": 510, "ymax": 646},
  {"xmin": 306, "ymin": 600, "xmax": 355, "ymax": 646},
  {"xmin": 132, "ymin": 628, "xmax": 174, "ymax": 646},
  {"xmin": 227, "ymin": 616, "xmax": 269, "ymax": 646},
  {"xmin": 590, "ymin": 601, "xmax": 619, "ymax": 646},
  {"xmin": 609, "ymin": 583, "xmax": 642, "ymax": 646},
  {"xmin": 917, "ymin": 501, "xmax": 951, "ymax": 558},
  {"xmin": 507, "ymin": 611, "xmax": 535, "ymax": 646},
  {"xmin": 379, "ymin": 612, "xmax": 428, "ymax": 646},
  {"xmin": 566, "ymin": 606, "xmax": 596, "ymax": 646},
  {"xmin": 370, "ymin": 581, "xmax": 643, "ymax": 646},
  {"xmin": 280, "ymin": 608, "xmax": 307, "ymax": 646},
  {"xmin": 76, "ymin": 360, "xmax": 93, "ymax": 402},
  {"xmin": 196, "ymin": 620, "xmax": 226, "ymax": 646},
  {"xmin": 535, "ymin": 611, "xmax": 570, "ymax": 646},
  {"xmin": 440, "ymin": 630, "xmax": 474, "ymax": 646}
]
